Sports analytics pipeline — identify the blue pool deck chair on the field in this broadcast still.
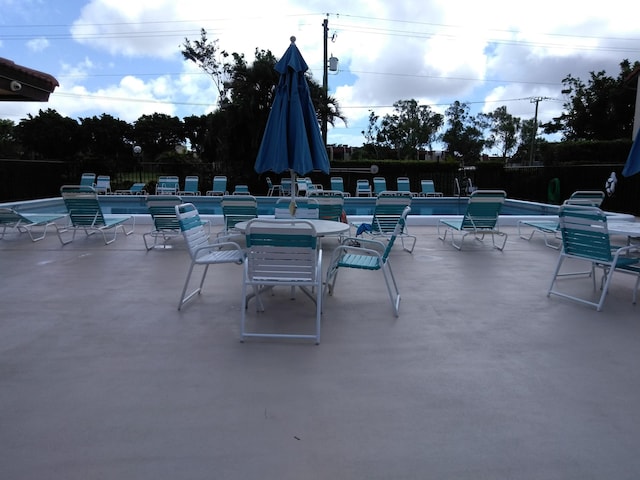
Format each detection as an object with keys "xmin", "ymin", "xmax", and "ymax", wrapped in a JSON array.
[
  {"xmin": 352, "ymin": 191, "xmax": 416, "ymax": 253},
  {"xmin": 396, "ymin": 177, "xmax": 415, "ymax": 196},
  {"xmin": 325, "ymin": 206, "xmax": 407, "ymax": 317},
  {"xmin": 241, "ymin": 219, "xmax": 322, "ymax": 344},
  {"xmin": 356, "ymin": 179, "xmax": 372, "ymax": 197},
  {"xmin": 93, "ymin": 175, "xmax": 112, "ymax": 194},
  {"xmin": 155, "ymin": 176, "xmax": 179, "ymax": 195},
  {"xmin": 373, "ymin": 177, "xmax": 387, "ymax": 196},
  {"xmin": 206, "ymin": 176, "xmax": 228, "ymax": 196},
  {"xmin": 143, "ymin": 195, "xmax": 210, "ymax": 250},
  {"xmin": 308, "ymin": 190, "xmax": 345, "ymax": 222},
  {"xmin": 115, "ymin": 183, "xmax": 147, "ymax": 195},
  {"xmin": 547, "ymin": 204, "xmax": 640, "ymax": 311},
  {"xmin": 178, "ymin": 175, "xmax": 200, "ymax": 196},
  {"xmin": 419, "ymin": 179, "xmax": 443, "ymax": 197},
  {"xmin": 274, "ymin": 197, "xmax": 320, "ymax": 219},
  {"xmin": 330, "ymin": 177, "xmax": 351, "ymax": 197},
  {"xmin": 80, "ymin": 172, "xmax": 96, "ymax": 187},
  {"xmin": 265, "ymin": 177, "xmax": 281, "ymax": 196},
  {"xmin": 518, "ymin": 190, "xmax": 606, "ymax": 249},
  {"xmin": 220, "ymin": 195, "xmax": 258, "ymax": 236},
  {"xmin": 438, "ymin": 190, "xmax": 507, "ymax": 251},
  {"xmin": 175, "ymin": 203, "xmax": 244, "ymax": 310},
  {"xmin": 0, "ymin": 208, "xmax": 68, "ymax": 242},
  {"xmin": 59, "ymin": 185, "xmax": 135, "ymax": 245},
  {"xmin": 233, "ymin": 184, "xmax": 250, "ymax": 195}
]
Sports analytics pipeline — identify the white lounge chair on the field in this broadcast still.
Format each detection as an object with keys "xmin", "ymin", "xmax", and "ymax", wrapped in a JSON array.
[{"xmin": 0, "ymin": 208, "xmax": 68, "ymax": 242}]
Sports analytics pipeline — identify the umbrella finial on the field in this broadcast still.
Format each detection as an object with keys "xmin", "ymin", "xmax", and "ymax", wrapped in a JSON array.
[{"xmin": 290, "ymin": 36, "xmax": 296, "ymax": 44}]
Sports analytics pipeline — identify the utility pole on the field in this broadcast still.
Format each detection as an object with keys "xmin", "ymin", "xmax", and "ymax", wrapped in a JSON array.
[
  {"xmin": 529, "ymin": 97, "xmax": 548, "ymax": 165},
  {"xmin": 322, "ymin": 17, "xmax": 329, "ymax": 146}
]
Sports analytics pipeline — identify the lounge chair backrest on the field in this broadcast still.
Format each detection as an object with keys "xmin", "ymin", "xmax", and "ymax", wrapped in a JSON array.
[
  {"xmin": 181, "ymin": 176, "xmax": 199, "ymax": 194},
  {"xmin": 396, "ymin": 177, "xmax": 411, "ymax": 193},
  {"xmin": 371, "ymin": 191, "xmax": 413, "ymax": 234},
  {"xmin": 356, "ymin": 179, "xmax": 371, "ymax": 196},
  {"xmin": 308, "ymin": 190, "xmax": 344, "ymax": 221},
  {"xmin": 280, "ymin": 178, "xmax": 293, "ymax": 196},
  {"xmin": 558, "ymin": 204, "xmax": 612, "ymax": 263},
  {"xmin": 130, "ymin": 183, "xmax": 146, "ymax": 194},
  {"xmin": 566, "ymin": 190, "xmax": 605, "ymax": 207},
  {"xmin": 373, "ymin": 177, "xmax": 387, "ymax": 195},
  {"xmin": 233, "ymin": 184, "xmax": 250, "ymax": 195},
  {"xmin": 61, "ymin": 185, "xmax": 107, "ymax": 226},
  {"xmin": 221, "ymin": 195, "xmax": 258, "ymax": 230},
  {"xmin": 275, "ymin": 197, "xmax": 319, "ymax": 219},
  {"xmin": 461, "ymin": 190, "xmax": 506, "ymax": 229},
  {"xmin": 156, "ymin": 176, "xmax": 179, "ymax": 194},
  {"xmin": 421, "ymin": 180, "xmax": 436, "ymax": 194},
  {"xmin": 80, "ymin": 173, "xmax": 96, "ymax": 186},
  {"xmin": 331, "ymin": 177, "xmax": 346, "ymax": 192},
  {"xmin": 145, "ymin": 195, "xmax": 183, "ymax": 232},
  {"xmin": 207, "ymin": 176, "xmax": 228, "ymax": 196},
  {"xmin": 381, "ymin": 206, "xmax": 410, "ymax": 262},
  {"xmin": 94, "ymin": 175, "xmax": 111, "ymax": 193}
]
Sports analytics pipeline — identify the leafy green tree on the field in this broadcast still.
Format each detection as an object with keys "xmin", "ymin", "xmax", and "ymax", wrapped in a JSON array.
[
  {"xmin": 132, "ymin": 113, "xmax": 185, "ymax": 161},
  {"xmin": 14, "ymin": 109, "xmax": 79, "ymax": 159},
  {"xmin": 377, "ymin": 99, "xmax": 443, "ymax": 159},
  {"xmin": 182, "ymin": 28, "xmax": 230, "ymax": 107},
  {"xmin": 361, "ymin": 110, "xmax": 381, "ymax": 159},
  {"xmin": 481, "ymin": 106, "xmax": 521, "ymax": 161},
  {"xmin": 441, "ymin": 101, "xmax": 485, "ymax": 162},
  {"xmin": 77, "ymin": 114, "xmax": 133, "ymax": 171},
  {"xmin": 543, "ymin": 59, "xmax": 640, "ymax": 140},
  {"xmin": 0, "ymin": 119, "xmax": 15, "ymax": 156}
]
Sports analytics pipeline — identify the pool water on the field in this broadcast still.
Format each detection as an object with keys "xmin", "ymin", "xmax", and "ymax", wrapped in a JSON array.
[{"xmin": 6, "ymin": 195, "xmax": 560, "ymax": 217}]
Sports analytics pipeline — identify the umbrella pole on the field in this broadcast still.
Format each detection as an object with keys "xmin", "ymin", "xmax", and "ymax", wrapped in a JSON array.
[{"xmin": 289, "ymin": 169, "xmax": 297, "ymax": 216}]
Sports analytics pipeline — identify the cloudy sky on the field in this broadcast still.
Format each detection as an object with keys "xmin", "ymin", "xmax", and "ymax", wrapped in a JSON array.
[{"xmin": 1, "ymin": 0, "xmax": 638, "ymax": 152}]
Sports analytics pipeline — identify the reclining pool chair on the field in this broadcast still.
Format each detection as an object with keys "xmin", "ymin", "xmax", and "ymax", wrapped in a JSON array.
[
  {"xmin": 518, "ymin": 190, "xmax": 606, "ymax": 249},
  {"xmin": 59, "ymin": 185, "xmax": 135, "ymax": 245},
  {"xmin": 220, "ymin": 194, "xmax": 258, "ymax": 236},
  {"xmin": 144, "ymin": 195, "xmax": 210, "ymax": 250},
  {"xmin": 175, "ymin": 203, "xmax": 245, "ymax": 310},
  {"xmin": 0, "ymin": 208, "xmax": 68, "ymax": 242},
  {"xmin": 437, "ymin": 190, "xmax": 507, "ymax": 251},
  {"xmin": 352, "ymin": 191, "xmax": 416, "ymax": 253}
]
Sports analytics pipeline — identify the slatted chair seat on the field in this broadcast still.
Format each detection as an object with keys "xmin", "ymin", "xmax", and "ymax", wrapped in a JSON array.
[
  {"xmin": 241, "ymin": 219, "xmax": 322, "ymax": 344},
  {"xmin": 59, "ymin": 185, "xmax": 135, "ymax": 245},
  {"xmin": 175, "ymin": 203, "xmax": 245, "ymax": 310},
  {"xmin": 437, "ymin": 190, "xmax": 507, "ymax": 251},
  {"xmin": 0, "ymin": 208, "xmax": 68, "ymax": 242}
]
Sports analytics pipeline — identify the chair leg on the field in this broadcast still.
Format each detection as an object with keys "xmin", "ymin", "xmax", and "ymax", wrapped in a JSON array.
[
  {"xmin": 178, "ymin": 262, "xmax": 199, "ymax": 310},
  {"xmin": 382, "ymin": 262, "xmax": 401, "ymax": 316}
]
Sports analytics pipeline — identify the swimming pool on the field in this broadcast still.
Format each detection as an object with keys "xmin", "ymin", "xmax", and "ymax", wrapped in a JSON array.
[{"xmin": 2, "ymin": 195, "xmax": 632, "ymax": 226}]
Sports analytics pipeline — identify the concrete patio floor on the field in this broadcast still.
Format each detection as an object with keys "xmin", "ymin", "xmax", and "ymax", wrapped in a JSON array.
[{"xmin": 2, "ymin": 223, "xmax": 640, "ymax": 480}]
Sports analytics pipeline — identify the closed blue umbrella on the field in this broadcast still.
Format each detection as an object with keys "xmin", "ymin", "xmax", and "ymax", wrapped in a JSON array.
[
  {"xmin": 622, "ymin": 133, "xmax": 640, "ymax": 177},
  {"xmin": 255, "ymin": 37, "xmax": 329, "ymax": 204}
]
